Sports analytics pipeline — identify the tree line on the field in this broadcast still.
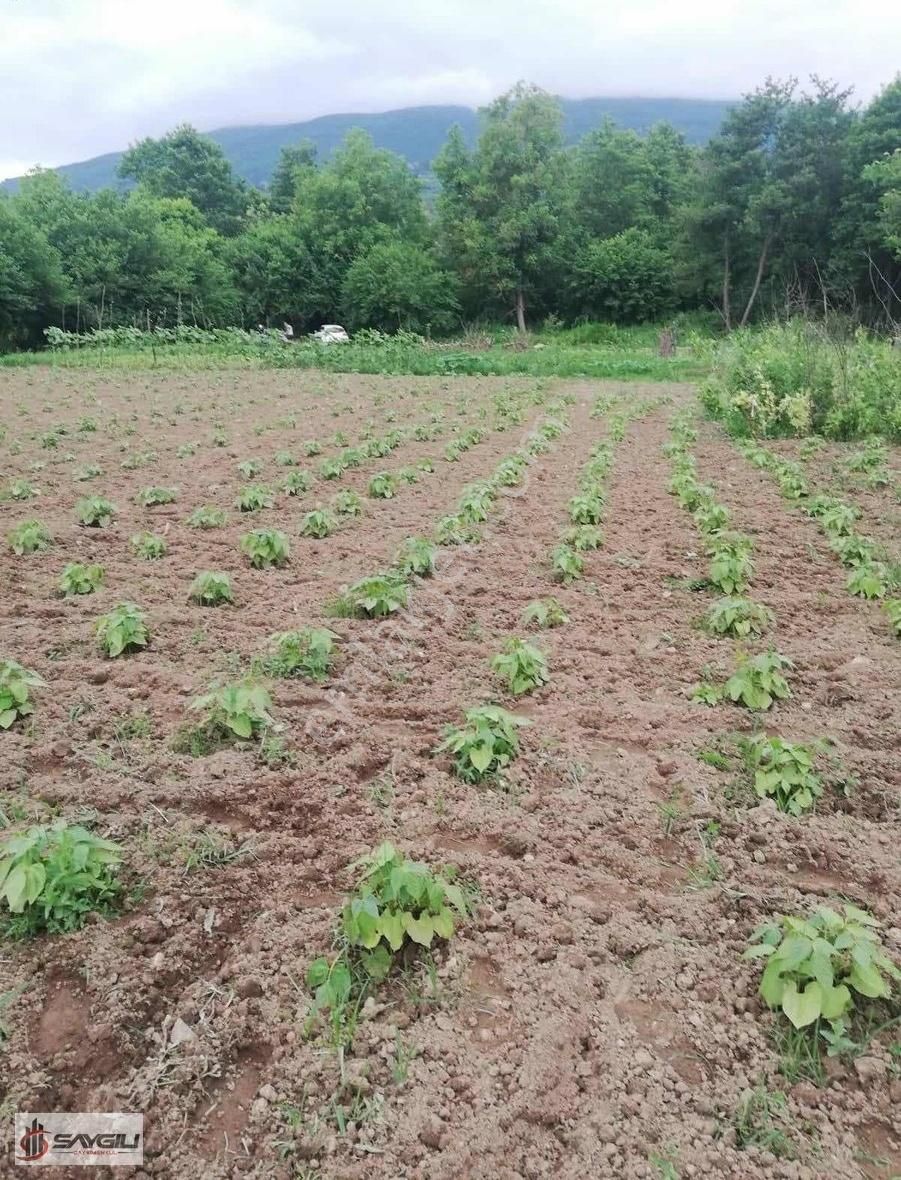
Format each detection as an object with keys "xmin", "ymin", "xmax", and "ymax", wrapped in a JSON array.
[{"xmin": 1, "ymin": 77, "xmax": 899, "ymax": 349}]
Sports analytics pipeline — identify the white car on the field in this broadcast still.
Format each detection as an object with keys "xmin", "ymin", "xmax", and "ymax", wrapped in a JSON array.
[{"xmin": 311, "ymin": 324, "xmax": 350, "ymax": 344}]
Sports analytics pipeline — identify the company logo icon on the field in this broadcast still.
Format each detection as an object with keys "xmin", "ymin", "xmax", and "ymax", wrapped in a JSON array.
[
  {"xmin": 14, "ymin": 1113, "xmax": 143, "ymax": 1167},
  {"xmin": 17, "ymin": 1118, "xmax": 49, "ymax": 1163}
]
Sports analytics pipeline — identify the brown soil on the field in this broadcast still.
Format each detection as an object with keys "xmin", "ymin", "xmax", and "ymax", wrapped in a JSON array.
[{"xmin": 0, "ymin": 369, "xmax": 899, "ymax": 1180}]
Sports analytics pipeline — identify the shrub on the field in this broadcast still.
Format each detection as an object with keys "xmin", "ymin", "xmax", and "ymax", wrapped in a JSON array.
[
  {"xmin": 330, "ymin": 573, "xmax": 407, "ymax": 618},
  {"xmin": 437, "ymin": 705, "xmax": 530, "ymax": 782},
  {"xmin": 703, "ymin": 322, "xmax": 901, "ymax": 441},
  {"xmin": 491, "ymin": 638, "xmax": 549, "ymax": 695},
  {"xmin": 96, "ymin": 603, "xmax": 149, "ymax": 657},
  {"xmin": 8, "ymin": 520, "xmax": 51, "ymax": 554},
  {"xmin": 396, "ymin": 536, "xmax": 436, "ymax": 577},
  {"xmin": 263, "ymin": 627, "xmax": 337, "ymax": 681},
  {"xmin": 0, "ymin": 659, "xmax": 44, "ymax": 728},
  {"xmin": 236, "ymin": 484, "xmax": 274, "ymax": 512},
  {"xmin": 241, "ymin": 528, "xmax": 289, "ymax": 568},
  {"xmin": 58, "ymin": 562, "xmax": 104, "ymax": 597},
  {"xmin": 187, "ymin": 505, "xmax": 227, "ymax": 529},
  {"xmin": 130, "ymin": 532, "xmax": 166, "ymax": 559},
  {"xmin": 704, "ymin": 597, "xmax": 774, "ymax": 638},
  {"xmin": 0, "ymin": 822, "xmax": 122, "ymax": 936},
  {"xmin": 522, "ymin": 597, "xmax": 569, "ymax": 628},
  {"xmin": 742, "ymin": 735, "xmax": 822, "ymax": 815},
  {"xmin": 745, "ymin": 905, "xmax": 900, "ymax": 1036},
  {"xmin": 135, "ymin": 486, "xmax": 177, "ymax": 507},
  {"xmin": 189, "ymin": 571, "xmax": 233, "ymax": 606}
]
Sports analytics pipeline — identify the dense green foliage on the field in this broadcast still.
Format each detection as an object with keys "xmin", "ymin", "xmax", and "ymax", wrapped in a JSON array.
[{"xmin": 1, "ymin": 78, "xmax": 899, "ymax": 349}]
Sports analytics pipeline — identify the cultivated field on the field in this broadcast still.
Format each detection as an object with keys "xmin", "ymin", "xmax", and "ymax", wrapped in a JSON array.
[{"xmin": 0, "ymin": 368, "xmax": 899, "ymax": 1180}]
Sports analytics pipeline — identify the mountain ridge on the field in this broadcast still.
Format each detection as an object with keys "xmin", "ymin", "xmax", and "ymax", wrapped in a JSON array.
[{"xmin": 2, "ymin": 96, "xmax": 733, "ymax": 193}]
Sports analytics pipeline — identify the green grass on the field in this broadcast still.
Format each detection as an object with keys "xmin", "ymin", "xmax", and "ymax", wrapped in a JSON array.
[{"xmin": 0, "ymin": 326, "xmax": 710, "ymax": 382}]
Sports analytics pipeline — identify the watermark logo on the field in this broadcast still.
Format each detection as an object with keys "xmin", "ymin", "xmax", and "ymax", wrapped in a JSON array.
[{"xmin": 14, "ymin": 1113, "xmax": 143, "ymax": 1167}]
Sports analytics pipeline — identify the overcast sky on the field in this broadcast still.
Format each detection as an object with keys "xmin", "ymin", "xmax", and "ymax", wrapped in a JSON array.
[{"xmin": 2, "ymin": 0, "xmax": 899, "ymax": 181}]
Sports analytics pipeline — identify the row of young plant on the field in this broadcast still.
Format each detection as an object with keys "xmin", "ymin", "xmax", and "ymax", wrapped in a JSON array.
[
  {"xmin": 665, "ymin": 411, "xmax": 900, "ymax": 1074},
  {"xmin": 736, "ymin": 441, "xmax": 901, "ymax": 639},
  {"xmin": 0, "ymin": 401, "xmax": 578, "ymax": 1072}
]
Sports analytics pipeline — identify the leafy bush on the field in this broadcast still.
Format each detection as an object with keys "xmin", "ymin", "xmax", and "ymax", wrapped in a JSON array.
[
  {"xmin": 0, "ymin": 659, "xmax": 44, "ymax": 728},
  {"xmin": 0, "ymin": 822, "xmax": 122, "ymax": 936},
  {"xmin": 263, "ymin": 627, "xmax": 337, "ymax": 681},
  {"xmin": 8, "ymin": 520, "xmax": 51, "ymax": 554},
  {"xmin": 130, "ymin": 532, "xmax": 166, "ymax": 559},
  {"xmin": 76, "ymin": 496, "xmax": 116, "ymax": 527},
  {"xmin": 330, "ymin": 573, "xmax": 407, "ymax": 618},
  {"xmin": 241, "ymin": 528, "xmax": 289, "ymax": 568},
  {"xmin": 742, "ymin": 735, "xmax": 822, "ymax": 815},
  {"xmin": 299, "ymin": 509, "xmax": 335, "ymax": 538},
  {"xmin": 396, "ymin": 536, "xmax": 436, "ymax": 577},
  {"xmin": 135, "ymin": 486, "xmax": 177, "ymax": 507},
  {"xmin": 724, "ymin": 652, "xmax": 792, "ymax": 710},
  {"xmin": 187, "ymin": 505, "xmax": 227, "ymax": 529},
  {"xmin": 96, "ymin": 603, "xmax": 150, "ymax": 657},
  {"xmin": 189, "ymin": 571, "xmax": 233, "ymax": 606},
  {"xmin": 59, "ymin": 562, "xmax": 104, "ymax": 597},
  {"xmin": 437, "ymin": 705, "xmax": 530, "ymax": 782},
  {"xmin": 704, "ymin": 597, "xmax": 774, "ymax": 638},
  {"xmin": 236, "ymin": 484, "xmax": 274, "ymax": 512},
  {"xmin": 703, "ymin": 322, "xmax": 901, "ymax": 441},
  {"xmin": 491, "ymin": 638, "xmax": 549, "ymax": 695},
  {"xmin": 745, "ymin": 905, "xmax": 900, "ymax": 1035},
  {"xmin": 523, "ymin": 597, "xmax": 569, "ymax": 628}
]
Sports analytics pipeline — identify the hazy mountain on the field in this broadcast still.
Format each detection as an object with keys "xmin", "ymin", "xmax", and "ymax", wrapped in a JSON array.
[{"xmin": 3, "ymin": 96, "xmax": 732, "ymax": 193}]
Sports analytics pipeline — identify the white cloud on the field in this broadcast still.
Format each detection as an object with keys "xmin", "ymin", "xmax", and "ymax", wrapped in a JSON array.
[{"xmin": 1, "ymin": 0, "xmax": 899, "ymax": 180}]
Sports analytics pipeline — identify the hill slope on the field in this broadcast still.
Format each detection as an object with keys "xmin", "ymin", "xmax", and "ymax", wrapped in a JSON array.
[{"xmin": 3, "ymin": 96, "xmax": 732, "ymax": 193}]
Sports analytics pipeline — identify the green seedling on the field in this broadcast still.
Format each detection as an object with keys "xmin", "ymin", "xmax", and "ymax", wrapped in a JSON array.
[
  {"xmin": 436, "ymin": 705, "xmax": 530, "ymax": 783},
  {"xmin": 241, "ymin": 528, "xmax": 289, "ymax": 568},
  {"xmin": 490, "ymin": 637, "xmax": 549, "ymax": 695},
  {"xmin": 8, "ymin": 520, "xmax": 52, "ymax": 554},
  {"xmin": 130, "ymin": 532, "xmax": 166, "ymax": 559},
  {"xmin": 742, "ymin": 734, "xmax": 822, "ymax": 815},
  {"xmin": 263, "ymin": 627, "xmax": 337, "ymax": 681},
  {"xmin": 522, "ymin": 597, "xmax": 569, "ymax": 628},
  {"xmin": 187, "ymin": 505, "xmax": 227, "ymax": 529},
  {"xmin": 189, "ymin": 571, "xmax": 233, "ymax": 606},
  {"xmin": 396, "ymin": 537, "xmax": 436, "ymax": 577},
  {"xmin": 58, "ymin": 562, "xmax": 104, "ymax": 597},
  {"xmin": 704, "ymin": 597, "xmax": 774, "ymax": 638},
  {"xmin": 0, "ymin": 660, "xmax": 45, "ymax": 728},
  {"xmin": 330, "ymin": 574, "xmax": 407, "ymax": 619},
  {"xmin": 96, "ymin": 603, "xmax": 149, "ymax": 657}
]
